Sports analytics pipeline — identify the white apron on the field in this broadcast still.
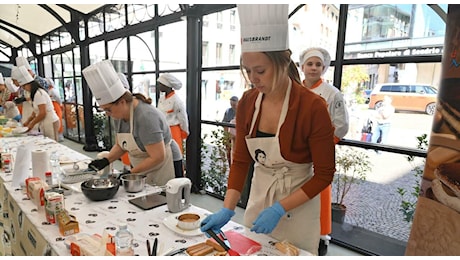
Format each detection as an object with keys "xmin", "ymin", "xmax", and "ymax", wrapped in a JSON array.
[
  {"xmin": 117, "ymin": 101, "xmax": 175, "ymax": 186},
  {"xmin": 32, "ymin": 89, "xmax": 59, "ymax": 140},
  {"xmin": 244, "ymin": 80, "xmax": 320, "ymax": 253}
]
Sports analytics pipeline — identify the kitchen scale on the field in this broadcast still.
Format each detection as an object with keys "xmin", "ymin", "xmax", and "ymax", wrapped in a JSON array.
[{"xmin": 128, "ymin": 193, "xmax": 167, "ymax": 210}]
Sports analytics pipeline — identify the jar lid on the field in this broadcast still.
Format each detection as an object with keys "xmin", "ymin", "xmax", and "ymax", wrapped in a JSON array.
[{"xmin": 45, "ymin": 171, "xmax": 52, "ymax": 176}]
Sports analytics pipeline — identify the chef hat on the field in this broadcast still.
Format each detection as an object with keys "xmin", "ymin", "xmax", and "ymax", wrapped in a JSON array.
[
  {"xmin": 118, "ymin": 73, "xmax": 130, "ymax": 89},
  {"xmin": 299, "ymin": 47, "xmax": 331, "ymax": 75},
  {"xmin": 45, "ymin": 78, "xmax": 55, "ymax": 88},
  {"xmin": 238, "ymin": 4, "xmax": 289, "ymax": 53},
  {"xmin": 0, "ymin": 73, "xmax": 4, "ymax": 85},
  {"xmin": 15, "ymin": 66, "xmax": 34, "ymax": 86},
  {"xmin": 157, "ymin": 73, "xmax": 182, "ymax": 90},
  {"xmin": 82, "ymin": 60, "xmax": 127, "ymax": 106},
  {"xmin": 5, "ymin": 78, "xmax": 19, "ymax": 93},
  {"xmin": 16, "ymin": 56, "xmax": 32, "ymax": 70}
]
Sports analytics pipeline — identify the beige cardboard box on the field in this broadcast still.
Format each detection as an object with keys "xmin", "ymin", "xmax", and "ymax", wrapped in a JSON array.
[{"xmin": 57, "ymin": 211, "xmax": 79, "ymax": 237}]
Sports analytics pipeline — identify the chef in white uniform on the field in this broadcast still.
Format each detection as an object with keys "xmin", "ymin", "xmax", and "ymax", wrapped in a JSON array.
[
  {"xmin": 15, "ymin": 66, "xmax": 59, "ymax": 140},
  {"xmin": 200, "ymin": 5, "xmax": 336, "ymax": 254},
  {"xmin": 83, "ymin": 60, "xmax": 175, "ymax": 186}
]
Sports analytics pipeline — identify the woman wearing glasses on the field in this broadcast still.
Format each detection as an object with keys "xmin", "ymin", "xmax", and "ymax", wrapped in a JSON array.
[{"xmin": 83, "ymin": 60, "xmax": 175, "ymax": 186}]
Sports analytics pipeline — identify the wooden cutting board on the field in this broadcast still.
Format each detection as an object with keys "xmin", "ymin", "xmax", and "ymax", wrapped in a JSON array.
[{"xmin": 224, "ymin": 230, "xmax": 262, "ymax": 255}]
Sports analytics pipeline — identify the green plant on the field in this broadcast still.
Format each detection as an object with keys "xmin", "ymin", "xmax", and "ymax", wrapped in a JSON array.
[
  {"xmin": 333, "ymin": 146, "xmax": 372, "ymax": 206},
  {"xmin": 397, "ymin": 134, "xmax": 428, "ymax": 223},
  {"xmin": 93, "ymin": 110, "xmax": 110, "ymax": 150},
  {"xmin": 200, "ymin": 128, "xmax": 232, "ymax": 197}
]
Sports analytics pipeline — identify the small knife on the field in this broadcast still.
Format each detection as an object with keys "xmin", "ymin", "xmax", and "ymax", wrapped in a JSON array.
[
  {"xmin": 219, "ymin": 231, "xmax": 231, "ymax": 248},
  {"xmin": 163, "ymin": 247, "xmax": 187, "ymax": 256}
]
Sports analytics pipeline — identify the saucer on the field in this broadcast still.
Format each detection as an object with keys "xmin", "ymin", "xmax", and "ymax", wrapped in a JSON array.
[{"xmin": 163, "ymin": 212, "xmax": 207, "ymax": 237}]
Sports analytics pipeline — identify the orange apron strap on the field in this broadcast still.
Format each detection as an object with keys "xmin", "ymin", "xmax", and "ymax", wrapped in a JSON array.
[
  {"xmin": 320, "ymin": 184, "xmax": 332, "ymax": 235},
  {"xmin": 170, "ymin": 125, "xmax": 183, "ymax": 154},
  {"xmin": 52, "ymin": 101, "xmax": 63, "ymax": 133}
]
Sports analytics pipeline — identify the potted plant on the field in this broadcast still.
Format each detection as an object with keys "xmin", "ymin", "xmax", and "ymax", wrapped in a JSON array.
[{"xmin": 332, "ymin": 146, "xmax": 372, "ymax": 223}]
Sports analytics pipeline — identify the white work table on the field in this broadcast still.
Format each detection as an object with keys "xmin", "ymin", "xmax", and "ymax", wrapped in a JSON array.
[{"xmin": 0, "ymin": 135, "xmax": 311, "ymax": 256}]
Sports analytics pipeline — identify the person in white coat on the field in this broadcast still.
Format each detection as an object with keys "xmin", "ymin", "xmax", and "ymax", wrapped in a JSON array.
[
  {"xmin": 157, "ymin": 73, "xmax": 189, "ymax": 156},
  {"xmin": 15, "ymin": 66, "xmax": 59, "ymax": 140},
  {"xmin": 299, "ymin": 46, "xmax": 349, "ymax": 255}
]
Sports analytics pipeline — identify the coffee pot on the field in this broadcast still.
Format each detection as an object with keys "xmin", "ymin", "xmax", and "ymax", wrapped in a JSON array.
[{"xmin": 165, "ymin": 177, "xmax": 191, "ymax": 213}]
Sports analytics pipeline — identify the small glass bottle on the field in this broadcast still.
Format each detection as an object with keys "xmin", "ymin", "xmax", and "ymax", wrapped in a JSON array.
[
  {"xmin": 115, "ymin": 223, "xmax": 134, "ymax": 256},
  {"xmin": 45, "ymin": 171, "xmax": 52, "ymax": 186},
  {"xmin": 3, "ymin": 159, "xmax": 11, "ymax": 173}
]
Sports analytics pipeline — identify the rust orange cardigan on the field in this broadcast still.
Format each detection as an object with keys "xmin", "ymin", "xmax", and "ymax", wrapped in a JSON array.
[{"xmin": 228, "ymin": 80, "xmax": 336, "ymax": 199}]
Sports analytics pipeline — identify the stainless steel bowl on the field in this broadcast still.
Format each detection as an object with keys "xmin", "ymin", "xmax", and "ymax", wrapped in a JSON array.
[{"xmin": 120, "ymin": 174, "xmax": 146, "ymax": 193}]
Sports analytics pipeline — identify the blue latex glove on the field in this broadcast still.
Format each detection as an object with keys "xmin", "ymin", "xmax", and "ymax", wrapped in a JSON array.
[
  {"xmin": 251, "ymin": 202, "xmax": 285, "ymax": 234},
  {"xmin": 200, "ymin": 207, "xmax": 235, "ymax": 235}
]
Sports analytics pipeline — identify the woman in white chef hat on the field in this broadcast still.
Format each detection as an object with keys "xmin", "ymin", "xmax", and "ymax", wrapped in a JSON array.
[
  {"xmin": 299, "ymin": 47, "xmax": 349, "ymax": 254},
  {"xmin": 0, "ymin": 73, "xmax": 14, "ymax": 108},
  {"xmin": 83, "ymin": 60, "xmax": 175, "ymax": 186},
  {"xmin": 200, "ymin": 5, "xmax": 335, "ymax": 253},
  {"xmin": 157, "ymin": 74, "xmax": 189, "ymax": 154},
  {"xmin": 15, "ymin": 66, "xmax": 59, "ymax": 140},
  {"xmin": 11, "ymin": 66, "xmax": 34, "ymax": 127}
]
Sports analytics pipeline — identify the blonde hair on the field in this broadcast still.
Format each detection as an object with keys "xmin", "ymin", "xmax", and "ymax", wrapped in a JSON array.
[{"xmin": 240, "ymin": 50, "xmax": 301, "ymax": 89}]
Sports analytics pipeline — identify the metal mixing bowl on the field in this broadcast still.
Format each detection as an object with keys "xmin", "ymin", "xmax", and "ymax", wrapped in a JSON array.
[
  {"xmin": 81, "ymin": 177, "xmax": 120, "ymax": 201},
  {"xmin": 120, "ymin": 174, "xmax": 146, "ymax": 193}
]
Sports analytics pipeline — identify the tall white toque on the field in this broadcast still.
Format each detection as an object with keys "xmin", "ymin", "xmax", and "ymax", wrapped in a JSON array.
[
  {"xmin": 16, "ymin": 56, "xmax": 32, "ymax": 70},
  {"xmin": 82, "ymin": 60, "xmax": 127, "ymax": 106},
  {"xmin": 238, "ymin": 4, "xmax": 289, "ymax": 53},
  {"xmin": 15, "ymin": 66, "xmax": 34, "ymax": 86}
]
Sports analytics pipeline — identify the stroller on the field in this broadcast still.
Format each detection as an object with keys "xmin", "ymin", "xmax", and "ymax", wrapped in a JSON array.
[{"xmin": 360, "ymin": 118, "xmax": 373, "ymax": 142}]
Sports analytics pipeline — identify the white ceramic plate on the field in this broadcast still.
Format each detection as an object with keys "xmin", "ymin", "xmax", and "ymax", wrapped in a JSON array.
[
  {"xmin": 12, "ymin": 126, "xmax": 28, "ymax": 134},
  {"xmin": 163, "ymin": 212, "xmax": 207, "ymax": 237}
]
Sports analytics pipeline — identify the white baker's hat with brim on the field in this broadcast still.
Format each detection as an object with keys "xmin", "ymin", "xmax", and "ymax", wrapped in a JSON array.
[
  {"xmin": 15, "ymin": 66, "xmax": 34, "ymax": 86},
  {"xmin": 299, "ymin": 47, "xmax": 332, "ymax": 75},
  {"xmin": 157, "ymin": 73, "xmax": 182, "ymax": 90},
  {"xmin": 82, "ymin": 60, "xmax": 127, "ymax": 106},
  {"xmin": 5, "ymin": 78, "xmax": 19, "ymax": 93},
  {"xmin": 238, "ymin": 4, "xmax": 289, "ymax": 53},
  {"xmin": 16, "ymin": 56, "xmax": 32, "ymax": 70}
]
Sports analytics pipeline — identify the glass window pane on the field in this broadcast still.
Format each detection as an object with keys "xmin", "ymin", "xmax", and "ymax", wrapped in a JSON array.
[
  {"xmin": 157, "ymin": 4, "xmax": 181, "ymax": 16},
  {"xmin": 289, "ymin": 4, "xmax": 340, "ymax": 64},
  {"xmin": 342, "ymin": 63, "xmax": 439, "ymax": 147},
  {"xmin": 201, "ymin": 70, "xmax": 247, "ymax": 122},
  {"xmin": 159, "ymin": 21, "xmax": 186, "ymax": 70},
  {"xmin": 53, "ymin": 54, "xmax": 62, "ymax": 78},
  {"xmin": 131, "ymin": 32, "xmax": 156, "ymax": 72},
  {"xmin": 203, "ymin": 7, "xmax": 240, "ymax": 67},
  {"xmin": 105, "ymin": 4, "xmax": 125, "ymax": 32},
  {"xmin": 88, "ymin": 12, "xmax": 104, "ymax": 38},
  {"xmin": 43, "ymin": 55, "xmax": 52, "ymax": 78},
  {"xmin": 108, "ymin": 38, "xmax": 128, "ymax": 72},
  {"xmin": 62, "ymin": 51, "xmax": 74, "ymax": 77},
  {"xmin": 127, "ymin": 4, "xmax": 150, "ymax": 25},
  {"xmin": 132, "ymin": 74, "xmax": 156, "ymax": 102},
  {"xmin": 73, "ymin": 47, "xmax": 81, "ymax": 76},
  {"xmin": 61, "ymin": 30, "xmax": 72, "ymax": 46}
]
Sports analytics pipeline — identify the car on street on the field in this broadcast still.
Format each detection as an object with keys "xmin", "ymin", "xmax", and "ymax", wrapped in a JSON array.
[{"xmin": 368, "ymin": 83, "xmax": 438, "ymax": 115}]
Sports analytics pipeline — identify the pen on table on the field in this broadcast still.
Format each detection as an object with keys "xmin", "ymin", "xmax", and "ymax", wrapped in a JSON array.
[
  {"xmin": 146, "ymin": 239, "xmax": 151, "ymax": 256},
  {"xmin": 152, "ymin": 237, "xmax": 158, "ymax": 256}
]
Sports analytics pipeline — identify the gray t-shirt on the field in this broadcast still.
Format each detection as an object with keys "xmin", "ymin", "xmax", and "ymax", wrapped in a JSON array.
[{"xmin": 115, "ymin": 101, "xmax": 182, "ymax": 161}]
